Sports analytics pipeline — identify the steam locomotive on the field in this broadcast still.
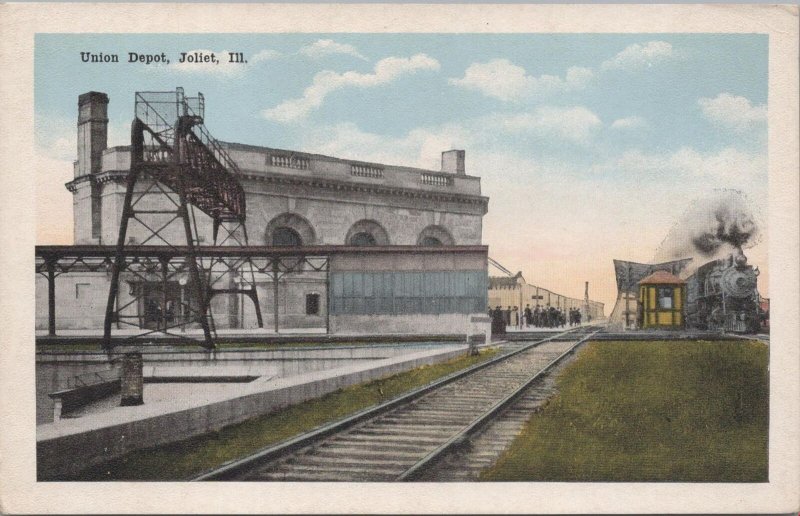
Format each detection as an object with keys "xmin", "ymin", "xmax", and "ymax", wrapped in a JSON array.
[{"xmin": 684, "ymin": 249, "xmax": 763, "ymax": 333}]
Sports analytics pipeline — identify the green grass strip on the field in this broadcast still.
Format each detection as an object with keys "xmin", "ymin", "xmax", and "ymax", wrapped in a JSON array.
[
  {"xmin": 214, "ymin": 340, "xmax": 451, "ymax": 350},
  {"xmin": 68, "ymin": 347, "xmax": 500, "ymax": 481},
  {"xmin": 482, "ymin": 340, "xmax": 768, "ymax": 482}
]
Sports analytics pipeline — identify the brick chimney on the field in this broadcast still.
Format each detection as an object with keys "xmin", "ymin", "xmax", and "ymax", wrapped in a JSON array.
[
  {"xmin": 441, "ymin": 150, "xmax": 465, "ymax": 175},
  {"xmin": 74, "ymin": 92, "xmax": 109, "ymax": 243},
  {"xmin": 76, "ymin": 91, "xmax": 109, "ymax": 178}
]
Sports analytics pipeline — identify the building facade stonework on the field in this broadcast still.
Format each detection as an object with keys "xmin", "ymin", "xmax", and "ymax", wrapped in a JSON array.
[{"xmin": 37, "ymin": 91, "xmax": 489, "ymax": 332}]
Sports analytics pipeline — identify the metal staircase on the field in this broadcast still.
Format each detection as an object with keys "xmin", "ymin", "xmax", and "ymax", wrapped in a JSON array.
[{"xmin": 103, "ymin": 88, "xmax": 261, "ymax": 350}]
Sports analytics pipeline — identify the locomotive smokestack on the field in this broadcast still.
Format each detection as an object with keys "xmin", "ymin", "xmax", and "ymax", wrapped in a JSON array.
[{"xmin": 733, "ymin": 247, "xmax": 748, "ymax": 268}]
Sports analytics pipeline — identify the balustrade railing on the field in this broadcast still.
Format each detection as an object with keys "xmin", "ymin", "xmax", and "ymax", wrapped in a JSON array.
[
  {"xmin": 421, "ymin": 172, "xmax": 454, "ymax": 187},
  {"xmin": 351, "ymin": 164, "xmax": 384, "ymax": 178},
  {"xmin": 270, "ymin": 154, "xmax": 311, "ymax": 170}
]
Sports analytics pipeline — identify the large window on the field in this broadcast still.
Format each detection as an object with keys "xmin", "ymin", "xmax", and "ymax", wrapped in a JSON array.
[
  {"xmin": 417, "ymin": 225, "xmax": 454, "ymax": 246},
  {"xmin": 330, "ymin": 270, "xmax": 487, "ymax": 315},
  {"xmin": 658, "ymin": 287, "xmax": 673, "ymax": 309},
  {"xmin": 265, "ymin": 213, "xmax": 316, "ymax": 246},
  {"xmin": 272, "ymin": 226, "xmax": 302, "ymax": 246},
  {"xmin": 420, "ymin": 236, "xmax": 443, "ymax": 246},
  {"xmin": 349, "ymin": 232, "xmax": 377, "ymax": 246},
  {"xmin": 345, "ymin": 220, "xmax": 390, "ymax": 246}
]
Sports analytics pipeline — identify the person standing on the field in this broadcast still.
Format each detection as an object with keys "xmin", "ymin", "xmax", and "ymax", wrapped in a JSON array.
[{"xmin": 491, "ymin": 306, "xmax": 505, "ymax": 335}]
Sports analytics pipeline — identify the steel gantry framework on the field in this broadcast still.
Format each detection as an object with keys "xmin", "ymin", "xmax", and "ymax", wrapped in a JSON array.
[
  {"xmin": 102, "ymin": 89, "xmax": 263, "ymax": 350},
  {"xmin": 35, "ymin": 245, "xmax": 491, "ymax": 345},
  {"xmin": 36, "ymin": 245, "xmax": 332, "ymax": 347}
]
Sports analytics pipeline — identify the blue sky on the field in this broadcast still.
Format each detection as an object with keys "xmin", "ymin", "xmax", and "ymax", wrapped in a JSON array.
[{"xmin": 35, "ymin": 33, "xmax": 768, "ymax": 307}]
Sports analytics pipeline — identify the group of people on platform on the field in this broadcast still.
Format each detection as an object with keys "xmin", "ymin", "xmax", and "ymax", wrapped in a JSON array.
[{"xmin": 489, "ymin": 304, "xmax": 587, "ymax": 330}]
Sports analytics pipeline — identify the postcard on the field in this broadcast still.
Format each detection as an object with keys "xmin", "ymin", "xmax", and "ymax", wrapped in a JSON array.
[{"xmin": 0, "ymin": 3, "xmax": 798, "ymax": 514}]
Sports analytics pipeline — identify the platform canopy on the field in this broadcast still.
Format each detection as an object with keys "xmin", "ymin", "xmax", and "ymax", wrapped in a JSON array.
[{"xmin": 613, "ymin": 258, "xmax": 692, "ymax": 294}]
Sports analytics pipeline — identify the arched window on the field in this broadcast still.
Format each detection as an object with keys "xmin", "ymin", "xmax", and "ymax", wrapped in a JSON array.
[
  {"xmin": 272, "ymin": 226, "xmax": 302, "ymax": 246},
  {"xmin": 264, "ymin": 213, "xmax": 316, "ymax": 246},
  {"xmin": 417, "ymin": 225, "xmax": 455, "ymax": 246},
  {"xmin": 420, "ymin": 236, "xmax": 443, "ymax": 246},
  {"xmin": 350, "ymin": 232, "xmax": 378, "ymax": 246},
  {"xmin": 345, "ymin": 220, "xmax": 390, "ymax": 246}
]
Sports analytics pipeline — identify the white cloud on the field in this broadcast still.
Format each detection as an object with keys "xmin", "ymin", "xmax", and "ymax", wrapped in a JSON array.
[
  {"xmin": 610, "ymin": 116, "xmax": 647, "ymax": 130},
  {"xmin": 299, "ymin": 39, "xmax": 366, "ymax": 61},
  {"xmin": 302, "ymin": 121, "xmax": 471, "ymax": 170},
  {"xmin": 302, "ymin": 105, "xmax": 602, "ymax": 167},
  {"xmin": 601, "ymin": 41, "xmax": 675, "ymax": 71},
  {"xmin": 495, "ymin": 106, "xmax": 602, "ymax": 144},
  {"xmin": 595, "ymin": 146, "xmax": 767, "ymax": 184},
  {"xmin": 450, "ymin": 42, "xmax": 676, "ymax": 102},
  {"xmin": 449, "ymin": 59, "xmax": 593, "ymax": 102},
  {"xmin": 36, "ymin": 114, "xmax": 129, "ymax": 162},
  {"xmin": 668, "ymin": 147, "xmax": 766, "ymax": 182},
  {"xmin": 169, "ymin": 49, "xmax": 245, "ymax": 76},
  {"xmin": 251, "ymin": 49, "xmax": 282, "ymax": 63},
  {"xmin": 262, "ymin": 53, "xmax": 440, "ymax": 123},
  {"xmin": 698, "ymin": 93, "xmax": 767, "ymax": 132}
]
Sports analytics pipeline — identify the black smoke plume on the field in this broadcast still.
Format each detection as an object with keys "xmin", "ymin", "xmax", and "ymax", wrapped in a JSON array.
[
  {"xmin": 691, "ymin": 204, "xmax": 757, "ymax": 256},
  {"xmin": 654, "ymin": 190, "xmax": 762, "ymax": 266}
]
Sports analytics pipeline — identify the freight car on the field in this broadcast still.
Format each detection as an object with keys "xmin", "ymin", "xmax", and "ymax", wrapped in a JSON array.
[{"xmin": 684, "ymin": 249, "xmax": 762, "ymax": 333}]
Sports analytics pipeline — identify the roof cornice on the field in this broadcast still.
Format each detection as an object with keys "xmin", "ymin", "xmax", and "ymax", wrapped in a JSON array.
[
  {"xmin": 240, "ymin": 171, "xmax": 489, "ymax": 212},
  {"xmin": 65, "ymin": 169, "xmax": 490, "ymax": 214}
]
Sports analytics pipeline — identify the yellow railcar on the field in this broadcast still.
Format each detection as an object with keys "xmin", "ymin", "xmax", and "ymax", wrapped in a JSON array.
[{"xmin": 637, "ymin": 270, "xmax": 686, "ymax": 329}]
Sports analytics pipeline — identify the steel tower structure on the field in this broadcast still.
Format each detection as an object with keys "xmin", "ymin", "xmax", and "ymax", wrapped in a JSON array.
[{"xmin": 102, "ymin": 88, "xmax": 262, "ymax": 350}]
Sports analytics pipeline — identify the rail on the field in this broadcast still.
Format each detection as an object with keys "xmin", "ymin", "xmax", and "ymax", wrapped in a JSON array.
[
  {"xmin": 399, "ymin": 328, "xmax": 600, "ymax": 480},
  {"xmin": 192, "ymin": 326, "xmax": 594, "ymax": 481}
]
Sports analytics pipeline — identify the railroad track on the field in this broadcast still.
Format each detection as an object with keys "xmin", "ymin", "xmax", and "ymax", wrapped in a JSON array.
[
  {"xmin": 413, "ymin": 346, "xmax": 577, "ymax": 481},
  {"xmin": 194, "ymin": 326, "xmax": 600, "ymax": 482}
]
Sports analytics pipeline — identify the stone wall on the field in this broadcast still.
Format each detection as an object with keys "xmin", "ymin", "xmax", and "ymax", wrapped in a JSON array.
[{"xmin": 329, "ymin": 313, "xmax": 487, "ymax": 336}]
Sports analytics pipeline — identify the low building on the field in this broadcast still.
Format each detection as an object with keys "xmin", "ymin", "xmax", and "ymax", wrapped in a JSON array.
[
  {"xmin": 487, "ymin": 272, "xmax": 604, "ymax": 323},
  {"xmin": 608, "ymin": 258, "xmax": 692, "ymax": 330},
  {"xmin": 637, "ymin": 270, "xmax": 686, "ymax": 330}
]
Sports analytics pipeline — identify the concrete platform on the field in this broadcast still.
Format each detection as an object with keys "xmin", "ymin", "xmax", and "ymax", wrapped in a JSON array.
[
  {"xmin": 36, "ymin": 341, "xmax": 467, "ymax": 425},
  {"xmin": 37, "ymin": 342, "xmax": 479, "ymax": 479},
  {"xmin": 502, "ymin": 321, "xmax": 605, "ymax": 333}
]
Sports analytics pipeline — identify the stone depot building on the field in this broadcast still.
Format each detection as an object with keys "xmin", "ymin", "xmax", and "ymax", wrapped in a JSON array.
[{"xmin": 35, "ymin": 92, "xmax": 490, "ymax": 334}]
